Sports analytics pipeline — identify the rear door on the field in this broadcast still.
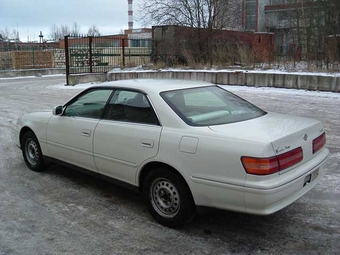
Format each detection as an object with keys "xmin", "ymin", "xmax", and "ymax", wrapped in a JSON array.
[
  {"xmin": 47, "ymin": 88, "xmax": 113, "ymax": 172},
  {"xmin": 93, "ymin": 89, "xmax": 162, "ymax": 185}
]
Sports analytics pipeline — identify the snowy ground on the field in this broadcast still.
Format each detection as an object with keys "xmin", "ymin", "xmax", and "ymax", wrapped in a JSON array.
[
  {"xmin": 0, "ymin": 75, "xmax": 339, "ymax": 254},
  {"xmin": 109, "ymin": 64, "xmax": 340, "ymax": 77}
]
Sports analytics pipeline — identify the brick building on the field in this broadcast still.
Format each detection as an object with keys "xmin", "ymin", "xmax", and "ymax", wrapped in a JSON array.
[
  {"xmin": 58, "ymin": 35, "xmax": 128, "ymax": 49},
  {"xmin": 0, "ymin": 41, "xmax": 59, "ymax": 52}
]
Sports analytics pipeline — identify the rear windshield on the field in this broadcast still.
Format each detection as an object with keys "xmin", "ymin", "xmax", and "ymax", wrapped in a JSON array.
[{"xmin": 160, "ymin": 86, "xmax": 266, "ymax": 126}]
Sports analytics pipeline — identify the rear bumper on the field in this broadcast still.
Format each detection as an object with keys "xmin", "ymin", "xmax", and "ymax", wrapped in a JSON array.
[
  {"xmin": 190, "ymin": 148, "xmax": 329, "ymax": 215},
  {"xmin": 244, "ymin": 148, "xmax": 330, "ymax": 215}
]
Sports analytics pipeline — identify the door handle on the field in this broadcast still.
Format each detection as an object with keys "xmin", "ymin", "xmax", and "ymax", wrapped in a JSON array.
[
  {"xmin": 81, "ymin": 129, "xmax": 91, "ymax": 137},
  {"xmin": 141, "ymin": 139, "xmax": 154, "ymax": 148}
]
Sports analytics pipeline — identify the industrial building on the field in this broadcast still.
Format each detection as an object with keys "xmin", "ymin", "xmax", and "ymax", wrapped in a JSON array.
[{"xmin": 221, "ymin": 0, "xmax": 340, "ymax": 59}]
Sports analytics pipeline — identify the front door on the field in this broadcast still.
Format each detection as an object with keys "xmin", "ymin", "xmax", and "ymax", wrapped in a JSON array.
[{"xmin": 47, "ymin": 88, "xmax": 113, "ymax": 172}]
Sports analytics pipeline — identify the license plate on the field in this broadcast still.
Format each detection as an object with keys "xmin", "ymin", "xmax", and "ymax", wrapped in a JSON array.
[
  {"xmin": 311, "ymin": 168, "xmax": 319, "ymax": 182},
  {"xmin": 303, "ymin": 168, "xmax": 319, "ymax": 187}
]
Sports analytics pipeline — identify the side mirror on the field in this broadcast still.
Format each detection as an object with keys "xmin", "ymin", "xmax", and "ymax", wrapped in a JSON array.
[{"xmin": 53, "ymin": 105, "xmax": 63, "ymax": 115}]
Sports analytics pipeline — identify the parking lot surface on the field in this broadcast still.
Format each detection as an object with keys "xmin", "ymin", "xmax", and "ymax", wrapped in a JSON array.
[{"xmin": 0, "ymin": 76, "xmax": 339, "ymax": 254}]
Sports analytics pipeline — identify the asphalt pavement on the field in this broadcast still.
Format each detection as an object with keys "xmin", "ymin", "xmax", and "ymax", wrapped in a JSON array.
[{"xmin": 0, "ymin": 75, "xmax": 339, "ymax": 254}]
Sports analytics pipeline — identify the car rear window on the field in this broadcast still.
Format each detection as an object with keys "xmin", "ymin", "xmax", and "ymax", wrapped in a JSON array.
[{"xmin": 160, "ymin": 86, "xmax": 266, "ymax": 126}]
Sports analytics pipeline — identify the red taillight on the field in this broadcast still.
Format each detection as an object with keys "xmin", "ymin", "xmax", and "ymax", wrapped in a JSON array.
[
  {"xmin": 241, "ymin": 156, "xmax": 280, "ymax": 175},
  {"xmin": 241, "ymin": 147, "xmax": 303, "ymax": 175},
  {"xmin": 277, "ymin": 147, "xmax": 303, "ymax": 170},
  {"xmin": 313, "ymin": 132, "xmax": 326, "ymax": 154}
]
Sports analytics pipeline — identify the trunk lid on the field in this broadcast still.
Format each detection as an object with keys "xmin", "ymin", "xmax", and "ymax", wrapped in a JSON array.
[{"xmin": 209, "ymin": 112, "xmax": 325, "ymax": 174}]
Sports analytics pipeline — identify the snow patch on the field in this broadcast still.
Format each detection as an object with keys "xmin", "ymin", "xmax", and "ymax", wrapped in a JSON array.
[
  {"xmin": 0, "ymin": 74, "xmax": 65, "ymax": 80},
  {"xmin": 108, "ymin": 64, "xmax": 340, "ymax": 77},
  {"xmin": 222, "ymin": 85, "xmax": 340, "ymax": 99},
  {"xmin": 50, "ymin": 83, "xmax": 99, "ymax": 90},
  {"xmin": 108, "ymin": 65, "xmax": 145, "ymax": 73},
  {"xmin": 51, "ymin": 81, "xmax": 340, "ymax": 100},
  {"xmin": 159, "ymin": 68, "xmax": 340, "ymax": 77}
]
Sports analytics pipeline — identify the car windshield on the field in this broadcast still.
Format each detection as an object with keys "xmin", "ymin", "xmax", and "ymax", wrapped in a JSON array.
[{"xmin": 161, "ymin": 86, "xmax": 266, "ymax": 126}]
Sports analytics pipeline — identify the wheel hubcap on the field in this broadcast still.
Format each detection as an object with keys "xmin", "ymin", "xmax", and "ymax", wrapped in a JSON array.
[
  {"xmin": 150, "ymin": 178, "xmax": 180, "ymax": 218},
  {"xmin": 25, "ymin": 139, "xmax": 39, "ymax": 166}
]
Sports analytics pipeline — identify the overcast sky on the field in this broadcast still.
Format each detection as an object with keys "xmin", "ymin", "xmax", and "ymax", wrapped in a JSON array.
[{"xmin": 0, "ymin": 0, "xmax": 144, "ymax": 41}]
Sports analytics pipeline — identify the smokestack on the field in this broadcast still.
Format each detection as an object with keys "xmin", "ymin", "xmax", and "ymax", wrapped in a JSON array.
[{"xmin": 128, "ymin": 0, "xmax": 133, "ymax": 30}]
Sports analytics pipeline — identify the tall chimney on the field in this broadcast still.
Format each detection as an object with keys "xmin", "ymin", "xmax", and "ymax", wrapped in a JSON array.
[{"xmin": 128, "ymin": 0, "xmax": 133, "ymax": 30}]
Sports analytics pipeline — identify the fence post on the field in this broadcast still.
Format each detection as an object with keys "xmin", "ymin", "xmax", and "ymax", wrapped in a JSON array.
[
  {"xmin": 153, "ymin": 41, "xmax": 158, "ymax": 64},
  {"xmin": 65, "ymin": 35, "xmax": 70, "ymax": 85},
  {"xmin": 89, "ymin": 36, "xmax": 93, "ymax": 73},
  {"xmin": 122, "ymin": 38, "xmax": 125, "ymax": 67}
]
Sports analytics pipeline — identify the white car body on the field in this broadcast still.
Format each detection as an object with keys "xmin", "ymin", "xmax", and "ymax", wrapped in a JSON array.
[{"xmin": 13, "ymin": 79, "xmax": 329, "ymax": 223}]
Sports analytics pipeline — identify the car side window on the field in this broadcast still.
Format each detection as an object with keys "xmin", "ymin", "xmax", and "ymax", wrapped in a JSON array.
[
  {"xmin": 104, "ymin": 90, "xmax": 159, "ymax": 125},
  {"xmin": 64, "ymin": 89, "xmax": 113, "ymax": 119}
]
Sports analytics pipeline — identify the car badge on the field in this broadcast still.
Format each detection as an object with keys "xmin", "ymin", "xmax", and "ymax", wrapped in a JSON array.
[{"xmin": 303, "ymin": 134, "xmax": 308, "ymax": 141}]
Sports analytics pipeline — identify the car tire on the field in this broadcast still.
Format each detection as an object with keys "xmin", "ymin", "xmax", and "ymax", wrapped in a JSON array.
[
  {"xmin": 143, "ymin": 167, "xmax": 196, "ymax": 228},
  {"xmin": 21, "ymin": 131, "xmax": 46, "ymax": 172}
]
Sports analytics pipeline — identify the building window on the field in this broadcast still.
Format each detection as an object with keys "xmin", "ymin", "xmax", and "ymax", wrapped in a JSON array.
[
  {"xmin": 130, "ymin": 39, "xmax": 150, "ymax": 47},
  {"xmin": 245, "ymin": 0, "xmax": 257, "ymax": 31}
]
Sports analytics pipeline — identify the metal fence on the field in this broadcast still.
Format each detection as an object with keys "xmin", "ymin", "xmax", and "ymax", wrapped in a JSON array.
[
  {"xmin": 1, "ymin": 36, "xmax": 154, "ymax": 73},
  {"xmin": 64, "ymin": 35, "xmax": 153, "ymax": 77}
]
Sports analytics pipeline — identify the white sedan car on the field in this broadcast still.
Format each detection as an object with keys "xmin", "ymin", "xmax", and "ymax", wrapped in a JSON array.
[{"xmin": 13, "ymin": 79, "xmax": 329, "ymax": 227}]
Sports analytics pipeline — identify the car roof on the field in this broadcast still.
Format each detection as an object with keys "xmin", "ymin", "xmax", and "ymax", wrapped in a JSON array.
[{"xmin": 94, "ymin": 79, "xmax": 214, "ymax": 94}]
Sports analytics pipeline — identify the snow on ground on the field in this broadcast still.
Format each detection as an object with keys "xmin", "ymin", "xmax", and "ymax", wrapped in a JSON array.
[
  {"xmin": 223, "ymin": 85, "xmax": 340, "ymax": 99},
  {"xmin": 0, "ymin": 76, "xmax": 339, "ymax": 254},
  {"xmin": 50, "ymin": 80, "xmax": 340, "ymax": 100},
  {"xmin": 108, "ymin": 63, "xmax": 340, "ymax": 77},
  {"xmin": 0, "ymin": 74, "xmax": 65, "ymax": 80},
  {"xmin": 50, "ymin": 82, "xmax": 97, "ymax": 90},
  {"xmin": 162, "ymin": 68, "xmax": 340, "ymax": 77}
]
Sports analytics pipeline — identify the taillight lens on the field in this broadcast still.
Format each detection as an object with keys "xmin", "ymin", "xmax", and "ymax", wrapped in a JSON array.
[
  {"xmin": 241, "ymin": 156, "xmax": 279, "ymax": 175},
  {"xmin": 241, "ymin": 147, "xmax": 303, "ymax": 175},
  {"xmin": 313, "ymin": 132, "xmax": 326, "ymax": 154},
  {"xmin": 277, "ymin": 147, "xmax": 303, "ymax": 170}
]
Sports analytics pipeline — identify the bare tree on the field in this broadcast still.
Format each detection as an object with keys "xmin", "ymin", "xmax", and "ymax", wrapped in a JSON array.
[
  {"xmin": 87, "ymin": 25, "xmax": 101, "ymax": 36},
  {"xmin": 139, "ymin": 0, "xmax": 241, "ymax": 30},
  {"xmin": 48, "ymin": 24, "xmax": 61, "ymax": 41},
  {"xmin": 49, "ymin": 24, "xmax": 73, "ymax": 41},
  {"xmin": 11, "ymin": 29, "xmax": 20, "ymax": 41},
  {"xmin": 60, "ymin": 25, "xmax": 70, "ymax": 37},
  {"xmin": 71, "ymin": 22, "xmax": 81, "ymax": 36},
  {"xmin": 0, "ymin": 27, "xmax": 10, "ymax": 41},
  {"xmin": 265, "ymin": 0, "xmax": 340, "ymax": 66},
  {"xmin": 49, "ymin": 23, "xmax": 101, "ymax": 39},
  {"xmin": 139, "ymin": 0, "xmax": 242, "ymax": 66},
  {"xmin": 0, "ymin": 27, "xmax": 20, "ymax": 41},
  {"xmin": 215, "ymin": 0, "xmax": 242, "ymax": 30},
  {"xmin": 319, "ymin": 0, "xmax": 340, "ymax": 65},
  {"xmin": 294, "ymin": 0, "xmax": 340, "ymax": 65}
]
